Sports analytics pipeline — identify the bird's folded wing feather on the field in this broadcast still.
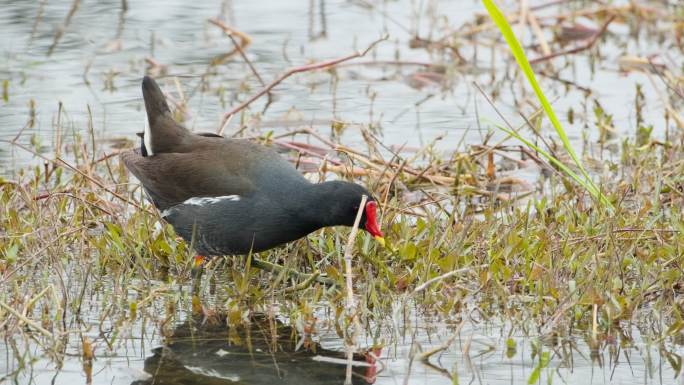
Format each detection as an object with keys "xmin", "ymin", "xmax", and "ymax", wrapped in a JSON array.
[{"xmin": 121, "ymin": 148, "xmax": 256, "ymax": 210}]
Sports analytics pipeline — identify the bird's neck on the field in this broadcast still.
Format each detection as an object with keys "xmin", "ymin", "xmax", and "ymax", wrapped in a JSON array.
[{"xmin": 295, "ymin": 181, "xmax": 345, "ymax": 227}]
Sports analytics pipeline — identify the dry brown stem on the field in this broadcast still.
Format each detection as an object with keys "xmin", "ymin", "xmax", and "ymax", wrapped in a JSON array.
[
  {"xmin": 529, "ymin": 15, "xmax": 616, "ymax": 64},
  {"xmin": 217, "ymin": 35, "xmax": 388, "ymax": 134}
]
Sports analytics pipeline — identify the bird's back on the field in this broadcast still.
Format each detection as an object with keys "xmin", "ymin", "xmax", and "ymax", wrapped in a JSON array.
[
  {"xmin": 121, "ymin": 76, "xmax": 309, "ymax": 210},
  {"xmin": 121, "ymin": 135, "xmax": 308, "ymax": 211}
]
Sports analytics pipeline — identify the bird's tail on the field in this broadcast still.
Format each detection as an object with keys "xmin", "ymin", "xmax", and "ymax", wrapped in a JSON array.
[{"xmin": 141, "ymin": 76, "xmax": 189, "ymax": 156}]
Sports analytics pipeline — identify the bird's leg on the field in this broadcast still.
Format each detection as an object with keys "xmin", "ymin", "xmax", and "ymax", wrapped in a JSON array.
[
  {"xmin": 191, "ymin": 255, "xmax": 206, "ymax": 295},
  {"xmin": 190, "ymin": 255, "xmax": 207, "ymax": 318}
]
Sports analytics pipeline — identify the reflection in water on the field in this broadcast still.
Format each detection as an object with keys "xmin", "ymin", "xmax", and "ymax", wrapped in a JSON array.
[{"xmin": 132, "ymin": 313, "xmax": 376, "ymax": 385}]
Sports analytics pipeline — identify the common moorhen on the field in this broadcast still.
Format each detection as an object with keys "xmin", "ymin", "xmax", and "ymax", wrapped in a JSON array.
[{"xmin": 122, "ymin": 76, "xmax": 384, "ymax": 260}]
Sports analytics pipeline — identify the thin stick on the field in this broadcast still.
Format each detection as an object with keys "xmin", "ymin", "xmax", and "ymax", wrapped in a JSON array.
[
  {"xmin": 208, "ymin": 18, "xmax": 252, "ymax": 54},
  {"xmin": 277, "ymin": 141, "xmax": 343, "ymax": 166},
  {"xmin": 529, "ymin": 15, "xmax": 616, "ymax": 64},
  {"xmin": 343, "ymin": 195, "xmax": 367, "ymax": 308},
  {"xmin": 211, "ymin": 20, "xmax": 264, "ymax": 86},
  {"xmin": 0, "ymin": 301, "xmax": 54, "ymax": 339},
  {"xmin": 517, "ymin": 0, "xmax": 528, "ymax": 40},
  {"xmin": 217, "ymin": 35, "xmax": 387, "ymax": 134},
  {"xmin": 336, "ymin": 144, "xmax": 455, "ymax": 185},
  {"xmin": 412, "ymin": 264, "xmax": 489, "ymax": 295},
  {"xmin": 648, "ymin": 58, "xmax": 684, "ymax": 100},
  {"xmin": 343, "ymin": 194, "xmax": 368, "ymax": 385},
  {"xmin": 251, "ymin": 257, "xmax": 334, "ymax": 286},
  {"xmin": 30, "ymin": 0, "xmax": 48, "ymax": 41}
]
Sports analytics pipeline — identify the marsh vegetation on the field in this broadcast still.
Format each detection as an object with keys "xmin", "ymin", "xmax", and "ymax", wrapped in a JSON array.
[{"xmin": 1, "ymin": 1, "xmax": 684, "ymax": 384}]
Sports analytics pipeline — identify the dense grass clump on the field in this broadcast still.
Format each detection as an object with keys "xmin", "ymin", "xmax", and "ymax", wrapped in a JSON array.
[{"xmin": 2, "ymin": 123, "xmax": 684, "ymax": 373}]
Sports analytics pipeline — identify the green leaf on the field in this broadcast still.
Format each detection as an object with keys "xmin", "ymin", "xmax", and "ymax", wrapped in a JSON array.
[
  {"xmin": 528, "ymin": 351, "xmax": 550, "ymax": 384},
  {"xmin": 528, "ymin": 366, "xmax": 541, "ymax": 384},
  {"xmin": 2, "ymin": 80, "xmax": 8, "ymax": 103},
  {"xmin": 3, "ymin": 243, "xmax": 19, "ymax": 264},
  {"xmin": 401, "ymin": 243, "xmax": 418, "ymax": 261},
  {"xmin": 505, "ymin": 338, "xmax": 517, "ymax": 358}
]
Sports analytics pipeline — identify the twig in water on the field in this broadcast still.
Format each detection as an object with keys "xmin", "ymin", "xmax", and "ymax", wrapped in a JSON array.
[
  {"xmin": 416, "ymin": 319, "xmax": 467, "ymax": 363},
  {"xmin": 208, "ymin": 19, "xmax": 261, "ymax": 86},
  {"xmin": 648, "ymin": 57, "xmax": 684, "ymax": 100},
  {"xmin": 30, "ymin": 0, "xmax": 49, "ymax": 42},
  {"xmin": 48, "ymin": 0, "xmax": 82, "ymax": 56},
  {"xmin": 217, "ymin": 35, "xmax": 388, "ymax": 135},
  {"xmin": 281, "ymin": 272, "xmax": 322, "ymax": 293}
]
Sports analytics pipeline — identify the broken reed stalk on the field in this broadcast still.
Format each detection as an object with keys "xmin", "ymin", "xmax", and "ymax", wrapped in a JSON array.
[
  {"xmin": 208, "ymin": 18, "xmax": 252, "ymax": 53},
  {"xmin": 342, "ymin": 194, "xmax": 367, "ymax": 385},
  {"xmin": 209, "ymin": 19, "xmax": 266, "ymax": 87},
  {"xmin": 0, "ymin": 300, "xmax": 54, "ymax": 339},
  {"xmin": 217, "ymin": 35, "xmax": 388, "ymax": 135}
]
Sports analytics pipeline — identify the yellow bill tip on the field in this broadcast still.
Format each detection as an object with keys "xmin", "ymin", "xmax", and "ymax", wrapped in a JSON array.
[{"xmin": 374, "ymin": 236, "xmax": 386, "ymax": 247}]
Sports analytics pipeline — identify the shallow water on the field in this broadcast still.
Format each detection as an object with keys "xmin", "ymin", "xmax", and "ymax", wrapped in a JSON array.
[
  {"xmin": 2, "ymin": 263, "xmax": 683, "ymax": 385},
  {"xmin": 3, "ymin": 295, "xmax": 683, "ymax": 385},
  {"xmin": 1, "ymin": 1, "xmax": 683, "ymax": 384}
]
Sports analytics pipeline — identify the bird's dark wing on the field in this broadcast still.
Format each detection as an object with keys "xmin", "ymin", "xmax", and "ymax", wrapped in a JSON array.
[{"xmin": 121, "ymin": 147, "xmax": 256, "ymax": 210}]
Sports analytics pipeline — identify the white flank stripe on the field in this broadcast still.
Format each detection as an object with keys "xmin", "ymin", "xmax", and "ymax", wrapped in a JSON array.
[
  {"xmin": 160, "ymin": 195, "xmax": 240, "ymax": 218},
  {"xmin": 143, "ymin": 119, "xmax": 154, "ymax": 156},
  {"xmin": 183, "ymin": 195, "xmax": 241, "ymax": 205}
]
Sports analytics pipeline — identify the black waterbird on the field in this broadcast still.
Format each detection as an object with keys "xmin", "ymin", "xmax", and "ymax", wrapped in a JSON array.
[{"xmin": 122, "ymin": 76, "xmax": 384, "ymax": 267}]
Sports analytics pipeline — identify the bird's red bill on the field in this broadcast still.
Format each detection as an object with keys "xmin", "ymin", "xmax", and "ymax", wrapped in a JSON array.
[{"xmin": 364, "ymin": 201, "xmax": 383, "ymax": 239}]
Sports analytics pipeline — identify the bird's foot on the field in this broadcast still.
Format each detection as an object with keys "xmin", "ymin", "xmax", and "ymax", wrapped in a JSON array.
[{"xmin": 191, "ymin": 255, "xmax": 206, "ymax": 277}]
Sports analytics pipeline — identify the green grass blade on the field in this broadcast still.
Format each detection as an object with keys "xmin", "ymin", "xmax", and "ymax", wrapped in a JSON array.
[
  {"xmin": 482, "ymin": 0, "xmax": 611, "ymax": 208},
  {"xmin": 494, "ymin": 124, "xmax": 612, "ymax": 206}
]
